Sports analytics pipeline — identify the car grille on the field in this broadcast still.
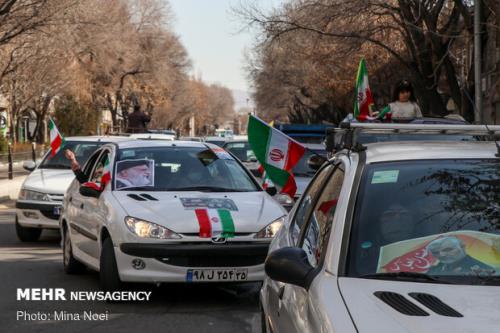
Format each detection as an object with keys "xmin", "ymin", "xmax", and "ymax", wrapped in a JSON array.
[
  {"xmin": 47, "ymin": 194, "xmax": 64, "ymax": 202},
  {"xmin": 156, "ymin": 251, "xmax": 267, "ymax": 268},
  {"xmin": 40, "ymin": 210, "xmax": 59, "ymax": 220}
]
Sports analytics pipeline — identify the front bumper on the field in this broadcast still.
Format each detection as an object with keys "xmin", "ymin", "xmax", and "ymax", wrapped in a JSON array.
[
  {"xmin": 115, "ymin": 242, "xmax": 270, "ymax": 283},
  {"xmin": 16, "ymin": 201, "xmax": 62, "ymax": 229}
]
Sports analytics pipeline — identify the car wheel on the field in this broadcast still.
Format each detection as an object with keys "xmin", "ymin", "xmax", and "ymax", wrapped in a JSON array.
[
  {"xmin": 100, "ymin": 237, "xmax": 122, "ymax": 292},
  {"xmin": 15, "ymin": 217, "xmax": 42, "ymax": 242},
  {"xmin": 63, "ymin": 225, "xmax": 86, "ymax": 274}
]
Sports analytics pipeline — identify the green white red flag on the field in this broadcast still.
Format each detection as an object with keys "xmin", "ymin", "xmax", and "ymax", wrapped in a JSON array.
[
  {"xmin": 248, "ymin": 115, "xmax": 305, "ymax": 197},
  {"xmin": 100, "ymin": 156, "xmax": 111, "ymax": 188},
  {"xmin": 353, "ymin": 58, "xmax": 375, "ymax": 122},
  {"xmin": 195, "ymin": 208, "xmax": 235, "ymax": 238},
  {"xmin": 48, "ymin": 117, "xmax": 65, "ymax": 157}
]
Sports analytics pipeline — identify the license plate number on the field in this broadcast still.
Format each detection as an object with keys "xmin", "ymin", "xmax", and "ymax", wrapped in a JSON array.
[
  {"xmin": 53, "ymin": 206, "xmax": 61, "ymax": 216},
  {"xmin": 186, "ymin": 269, "xmax": 248, "ymax": 282}
]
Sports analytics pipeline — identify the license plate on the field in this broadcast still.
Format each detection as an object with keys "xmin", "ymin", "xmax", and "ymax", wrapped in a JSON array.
[
  {"xmin": 53, "ymin": 206, "xmax": 61, "ymax": 216},
  {"xmin": 186, "ymin": 269, "xmax": 248, "ymax": 282}
]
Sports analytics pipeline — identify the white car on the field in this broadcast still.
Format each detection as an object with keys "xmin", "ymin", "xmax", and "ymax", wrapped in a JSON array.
[
  {"xmin": 15, "ymin": 136, "xmax": 129, "ymax": 242},
  {"xmin": 60, "ymin": 140, "xmax": 286, "ymax": 291},
  {"xmin": 261, "ymin": 123, "xmax": 500, "ymax": 333}
]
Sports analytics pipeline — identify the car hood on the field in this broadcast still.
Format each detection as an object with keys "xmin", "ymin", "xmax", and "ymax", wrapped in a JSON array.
[
  {"xmin": 338, "ymin": 277, "xmax": 500, "ymax": 333},
  {"xmin": 112, "ymin": 191, "xmax": 286, "ymax": 234},
  {"xmin": 22, "ymin": 168, "xmax": 75, "ymax": 194}
]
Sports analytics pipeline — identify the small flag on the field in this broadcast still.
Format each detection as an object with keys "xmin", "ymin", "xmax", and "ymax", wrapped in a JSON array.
[
  {"xmin": 354, "ymin": 58, "xmax": 375, "ymax": 122},
  {"xmin": 100, "ymin": 156, "xmax": 111, "ymax": 189},
  {"xmin": 248, "ymin": 115, "xmax": 305, "ymax": 197},
  {"xmin": 195, "ymin": 208, "xmax": 235, "ymax": 238},
  {"xmin": 48, "ymin": 117, "xmax": 65, "ymax": 157}
]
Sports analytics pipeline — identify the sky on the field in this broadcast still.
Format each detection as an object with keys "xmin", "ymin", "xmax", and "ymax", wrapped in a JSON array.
[{"xmin": 169, "ymin": 0, "xmax": 281, "ymax": 95}]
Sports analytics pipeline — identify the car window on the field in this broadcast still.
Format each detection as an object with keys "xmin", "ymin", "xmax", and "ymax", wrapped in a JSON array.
[
  {"xmin": 81, "ymin": 149, "xmax": 103, "ymax": 181},
  {"xmin": 39, "ymin": 141, "xmax": 104, "ymax": 169},
  {"xmin": 290, "ymin": 164, "xmax": 334, "ymax": 245},
  {"xmin": 292, "ymin": 149, "xmax": 327, "ymax": 177},
  {"xmin": 300, "ymin": 166, "xmax": 345, "ymax": 267},
  {"xmin": 347, "ymin": 159, "xmax": 500, "ymax": 283},
  {"xmin": 89, "ymin": 150, "xmax": 110, "ymax": 184},
  {"xmin": 223, "ymin": 142, "xmax": 256, "ymax": 162},
  {"xmin": 115, "ymin": 146, "xmax": 259, "ymax": 192}
]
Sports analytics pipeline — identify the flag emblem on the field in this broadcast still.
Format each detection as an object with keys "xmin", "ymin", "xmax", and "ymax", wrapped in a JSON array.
[{"xmin": 270, "ymin": 149, "xmax": 284, "ymax": 162}]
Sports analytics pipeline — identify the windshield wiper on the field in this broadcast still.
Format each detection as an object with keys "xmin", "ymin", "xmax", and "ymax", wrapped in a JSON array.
[
  {"xmin": 173, "ymin": 186, "xmax": 247, "ymax": 192},
  {"xmin": 359, "ymin": 272, "xmax": 452, "ymax": 284}
]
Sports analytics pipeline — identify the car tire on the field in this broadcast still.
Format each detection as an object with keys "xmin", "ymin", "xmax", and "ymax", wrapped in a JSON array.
[
  {"xmin": 15, "ymin": 217, "xmax": 42, "ymax": 242},
  {"xmin": 63, "ymin": 225, "xmax": 86, "ymax": 274},
  {"xmin": 100, "ymin": 237, "xmax": 122, "ymax": 292}
]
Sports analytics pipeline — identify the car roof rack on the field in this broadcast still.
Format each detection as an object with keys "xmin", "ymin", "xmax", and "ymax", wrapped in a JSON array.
[{"xmin": 325, "ymin": 123, "xmax": 500, "ymax": 153}]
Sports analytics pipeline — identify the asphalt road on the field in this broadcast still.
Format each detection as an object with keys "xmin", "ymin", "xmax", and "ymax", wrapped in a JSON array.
[{"xmin": 0, "ymin": 210, "xmax": 261, "ymax": 333}]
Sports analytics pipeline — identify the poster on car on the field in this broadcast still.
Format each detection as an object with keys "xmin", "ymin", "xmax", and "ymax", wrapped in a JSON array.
[
  {"xmin": 114, "ymin": 159, "xmax": 155, "ymax": 190},
  {"xmin": 377, "ymin": 230, "xmax": 500, "ymax": 275}
]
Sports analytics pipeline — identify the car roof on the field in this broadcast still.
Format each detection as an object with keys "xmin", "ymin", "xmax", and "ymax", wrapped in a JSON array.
[
  {"xmin": 360, "ymin": 141, "xmax": 499, "ymax": 164},
  {"xmin": 114, "ymin": 139, "xmax": 216, "ymax": 149},
  {"xmin": 65, "ymin": 135, "xmax": 131, "ymax": 142}
]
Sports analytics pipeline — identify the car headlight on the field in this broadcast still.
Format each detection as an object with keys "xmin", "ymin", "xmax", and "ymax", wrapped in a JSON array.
[
  {"xmin": 18, "ymin": 189, "xmax": 50, "ymax": 201},
  {"xmin": 254, "ymin": 216, "xmax": 285, "ymax": 239},
  {"xmin": 125, "ymin": 216, "xmax": 181, "ymax": 239}
]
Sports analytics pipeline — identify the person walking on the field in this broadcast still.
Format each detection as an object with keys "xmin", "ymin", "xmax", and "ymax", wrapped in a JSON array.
[{"xmin": 127, "ymin": 105, "xmax": 151, "ymax": 133}]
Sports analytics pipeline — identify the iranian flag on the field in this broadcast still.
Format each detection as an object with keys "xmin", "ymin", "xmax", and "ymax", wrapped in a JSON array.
[
  {"xmin": 248, "ymin": 115, "xmax": 305, "ymax": 197},
  {"xmin": 195, "ymin": 208, "xmax": 235, "ymax": 238},
  {"xmin": 353, "ymin": 58, "xmax": 375, "ymax": 122},
  {"xmin": 100, "ymin": 156, "xmax": 111, "ymax": 189},
  {"xmin": 257, "ymin": 164, "xmax": 273, "ymax": 190},
  {"xmin": 48, "ymin": 117, "xmax": 65, "ymax": 157}
]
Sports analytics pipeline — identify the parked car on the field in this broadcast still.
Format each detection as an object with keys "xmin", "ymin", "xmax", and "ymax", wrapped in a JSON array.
[
  {"xmin": 15, "ymin": 136, "xmax": 129, "ymax": 242},
  {"xmin": 60, "ymin": 140, "xmax": 287, "ymax": 291},
  {"xmin": 260, "ymin": 123, "xmax": 500, "ymax": 333}
]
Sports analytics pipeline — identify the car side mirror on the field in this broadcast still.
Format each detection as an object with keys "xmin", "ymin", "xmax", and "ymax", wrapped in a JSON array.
[
  {"xmin": 79, "ymin": 184, "xmax": 101, "ymax": 198},
  {"xmin": 307, "ymin": 155, "xmax": 327, "ymax": 171},
  {"xmin": 265, "ymin": 247, "xmax": 315, "ymax": 289},
  {"xmin": 265, "ymin": 186, "xmax": 277, "ymax": 196},
  {"xmin": 23, "ymin": 161, "xmax": 36, "ymax": 171}
]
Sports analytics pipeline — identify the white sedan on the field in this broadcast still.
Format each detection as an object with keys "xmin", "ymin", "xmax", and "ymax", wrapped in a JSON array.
[
  {"xmin": 60, "ymin": 140, "xmax": 286, "ymax": 291},
  {"xmin": 15, "ymin": 136, "xmax": 129, "ymax": 242}
]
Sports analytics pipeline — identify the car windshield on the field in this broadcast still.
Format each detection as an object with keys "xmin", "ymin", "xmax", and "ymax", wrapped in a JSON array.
[
  {"xmin": 39, "ymin": 141, "xmax": 104, "ymax": 169},
  {"xmin": 223, "ymin": 141, "xmax": 256, "ymax": 162},
  {"xmin": 293, "ymin": 150, "xmax": 327, "ymax": 177},
  {"xmin": 114, "ymin": 146, "xmax": 259, "ymax": 192},
  {"xmin": 347, "ymin": 159, "xmax": 500, "ymax": 284}
]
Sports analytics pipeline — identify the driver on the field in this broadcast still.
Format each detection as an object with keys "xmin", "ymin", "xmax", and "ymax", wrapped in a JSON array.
[{"xmin": 378, "ymin": 203, "xmax": 415, "ymax": 244}]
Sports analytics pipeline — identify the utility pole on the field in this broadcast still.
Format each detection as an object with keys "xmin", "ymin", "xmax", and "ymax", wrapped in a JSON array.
[{"xmin": 474, "ymin": 0, "xmax": 482, "ymax": 123}]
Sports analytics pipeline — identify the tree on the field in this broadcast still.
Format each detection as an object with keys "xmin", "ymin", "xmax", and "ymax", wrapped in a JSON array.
[{"xmin": 237, "ymin": 0, "xmax": 477, "ymax": 121}]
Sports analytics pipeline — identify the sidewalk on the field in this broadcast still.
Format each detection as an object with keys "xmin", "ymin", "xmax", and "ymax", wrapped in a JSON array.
[{"xmin": 0, "ymin": 175, "xmax": 26, "ymax": 203}]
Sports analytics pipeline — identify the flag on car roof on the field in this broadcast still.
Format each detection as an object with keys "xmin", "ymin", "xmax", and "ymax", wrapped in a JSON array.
[
  {"xmin": 48, "ymin": 117, "xmax": 65, "ymax": 157},
  {"xmin": 353, "ymin": 58, "xmax": 375, "ymax": 122},
  {"xmin": 248, "ymin": 115, "xmax": 305, "ymax": 197}
]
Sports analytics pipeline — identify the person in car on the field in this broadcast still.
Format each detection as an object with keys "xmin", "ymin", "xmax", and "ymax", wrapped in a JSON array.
[
  {"xmin": 377, "ymin": 80, "xmax": 423, "ymax": 121},
  {"xmin": 64, "ymin": 149, "xmax": 88, "ymax": 184},
  {"xmin": 426, "ymin": 236, "xmax": 495, "ymax": 276},
  {"xmin": 115, "ymin": 159, "xmax": 152, "ymax": 189}
]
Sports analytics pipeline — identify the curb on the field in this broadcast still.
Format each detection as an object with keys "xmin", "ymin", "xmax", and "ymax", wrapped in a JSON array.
[{"xmin": 0, "ymin": 195, "xmax": 10, "ymax": 203}]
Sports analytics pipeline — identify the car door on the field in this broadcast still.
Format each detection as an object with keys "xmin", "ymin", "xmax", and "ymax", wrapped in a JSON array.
[
  {"xmin": 277, "ymin": 164, "xmax": 345, "ymax": 333},
  {"xmin": 69, "ymin": 149, "xmax": 103, "ymax": 257},
  {"xmin": 266, "ymin": 163, "xmax": 335, "ymax": 332},
  {"xmin": 79, "ymin": 148, "xmax": 113, "ymax": 261}
]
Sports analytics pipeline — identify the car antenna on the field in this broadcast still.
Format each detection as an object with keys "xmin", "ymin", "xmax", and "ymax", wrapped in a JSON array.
[{"xmin": 484, "ymin": 124, "xmax": 500, "ymax": 157}]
